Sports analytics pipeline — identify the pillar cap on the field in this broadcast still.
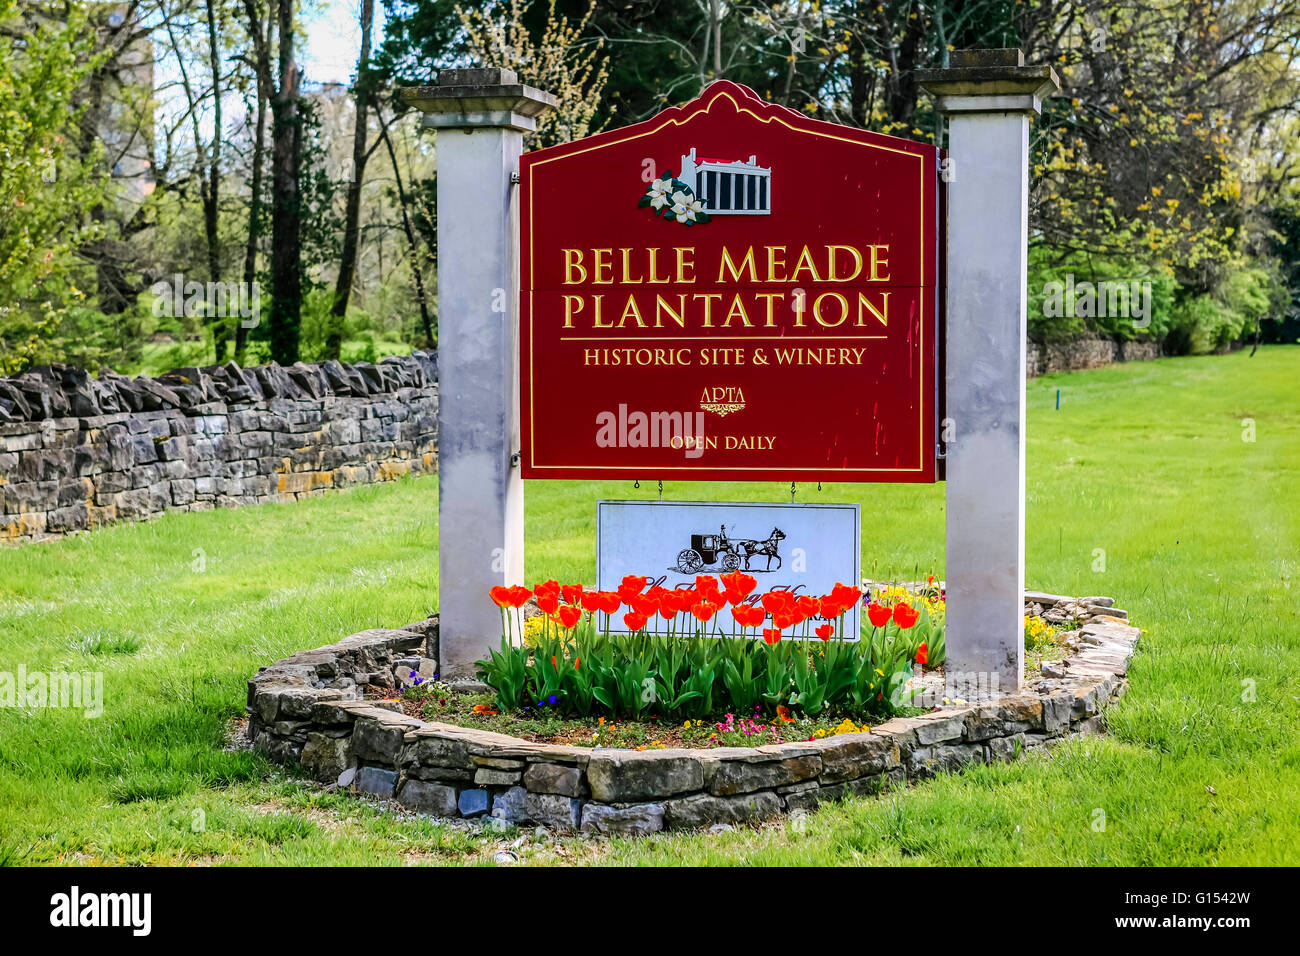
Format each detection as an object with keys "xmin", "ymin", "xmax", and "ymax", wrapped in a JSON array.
[
  {"xmin": 402, "ymin": 68, "xmax": 557, "ymax": 132},
  {"xmin": 916, "ymin": 48, "xmax": 1059, "ymax": 115}
]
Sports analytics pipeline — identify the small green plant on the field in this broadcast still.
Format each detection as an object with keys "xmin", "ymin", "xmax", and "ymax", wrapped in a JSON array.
[{"xmin": 69, "ymin": 630, "xmax": 142, "ymax": 656}]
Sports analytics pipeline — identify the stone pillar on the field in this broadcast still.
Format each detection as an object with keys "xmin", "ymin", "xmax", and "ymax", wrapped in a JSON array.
[
  {"xmin": 917, "ymin": 50, "xmax": 1058, "ymax": 700},
  {"xmin": 403, "ymin": 70, "xmax": 555, "ymax": 678}
]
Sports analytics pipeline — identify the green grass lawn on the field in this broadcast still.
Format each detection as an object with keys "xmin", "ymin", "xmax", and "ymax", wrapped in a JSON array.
[{"xmin": 1, "ymin": 347, "xmax": 1297, "ymax": 865}]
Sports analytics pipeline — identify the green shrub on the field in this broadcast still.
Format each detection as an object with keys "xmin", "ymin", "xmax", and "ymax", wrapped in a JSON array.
[{"xmin": 1028, "ymin": 245, "xmax": 1177, "ymax": 342}]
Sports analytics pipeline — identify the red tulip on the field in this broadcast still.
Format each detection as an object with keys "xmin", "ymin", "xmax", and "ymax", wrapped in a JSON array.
[
  {"xmin": 867, "ymin": 602, "xmax": 892, "ymax": 628},
  {"xmin": 618, "ymin": 575, "xmax": 647, "ymax": 606},
  {"xmin": 796, "ymin": 596, "xmax": 822, "ymax": 618},
  {"xmin": 561, "ymin": 583, "xmax": 584, "ymax": 605},
  {"xmin": 536, "ymin": 591, "xmax": 559, "ymax": 614},
  {"xmin": 535, "ymin": 579, "xmax": 560, "ymax": 597},
  {"xmin": 633, "ymin": 593, "xmax": 659, "ymax": 617},
  {"xmin": 830, "ymin": 582, "xmax": 862, "ymax": 609},
  {"xmin": 624, "ymin": 610, "xmax": 648, "ymax": 631},
  {"xmin": 915, "ymin": 641, "xmax": 928, "ymax": 666},
  {"xmin": 695, "ymin": 574, "xmax": 721, "ymax": 596},
  {"xmin": 558, "ymin": 605, "xmax": 582, "ymax": 629},
  {"xmin": 720, "ymin": 570, "xmax": 758, "ymax": 599},
  {"xmin": 762, "ymin": 627, "xmax": 782, "ymax": 645},
  {"xmin": 893, "ymin": 602, "xmax": 920, "ymax": 629},
  {"xmin": 762, "ymin": 590, "xmax": 793, "ymax": 615},
  {"xmin": 597, "ymin": 591, "xmax": 622, "ymax": 615},
  {"xmin": 690, "ymin": 602, "xmax": 718, "ymax": 623},
  {"xmin": 815, "ymin": 623, "xmax": 833, "ymax": 641},
  {"xmin": 489, "ymin": 585, "xmax": 512, "ymax": 608},
  {"xmin": 580, "ymin": 592, "xmax": 602, "ymax": 613}
]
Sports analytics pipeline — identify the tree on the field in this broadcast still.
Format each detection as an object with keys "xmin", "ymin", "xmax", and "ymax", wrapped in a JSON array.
[
  {"xmin": 0, "ymin": 0, "xmax": 110, "ymax": 373},
  {"xmin": 457, "ymin": 0, "xmax": 611, "ymax": 147},
  {"xmin": 159, "ymin": 0, "xmax": 232, "ymax": 359},
  {"xmin": 326, "ymin": 0, "xmax": 377, "ymax": 360},
  {"xmin": 268, "ymin": 0, "xmax": 302, "ymax": 364},
  {"xmin": 238, "ymin": 0, "xmax": 274, "ymax": 363}
]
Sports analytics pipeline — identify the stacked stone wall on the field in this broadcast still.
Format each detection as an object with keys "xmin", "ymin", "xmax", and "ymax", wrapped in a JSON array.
[{"xmin": 0, "ymin": 354, "xmax": 438, "ymax": 543}]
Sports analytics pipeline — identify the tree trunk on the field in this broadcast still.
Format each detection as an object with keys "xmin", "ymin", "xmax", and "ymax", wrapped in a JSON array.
[
  {"xmin": 205, "ymin": 0, "xmax": 226, "ymax": 361},
  {"xmin": 325, "ymin": 0, "xmax": 375, "ymax": 361},
  {"xmin": 710, "ymin": 0, "xmax": 722, "ymax": 79},
  {"xmin": 380, "ymin": 121, "xmax": 434, "ymax": 348},
  {"xmin": 269, "ymin": 0, "xmax": 301, "ymax": 365},
  {"xmin": 238, "ymin": 0, "xmax": 272, "ymax": 364}
]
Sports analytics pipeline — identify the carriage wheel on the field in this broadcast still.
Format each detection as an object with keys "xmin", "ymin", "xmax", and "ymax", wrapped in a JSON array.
[
  {"xmin": 720, "ymin": 551, "xmax": 742, "ymax": 571},
  {"xmin": 677, "ymin": 549, "xmax": 704, "ymax": 572}
]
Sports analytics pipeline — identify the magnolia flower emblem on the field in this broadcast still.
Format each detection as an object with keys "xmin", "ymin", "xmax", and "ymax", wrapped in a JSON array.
[
  {"xmin": 670, "ymin": 190, "xmax": 704, "ymax": 223},
  {"xmin": 638, "ymin": 170, "xmax": 711, "ymax": 226},
  {"xmin": 647, "ymin": 176, "xmax": 674, "ymax": 211}
]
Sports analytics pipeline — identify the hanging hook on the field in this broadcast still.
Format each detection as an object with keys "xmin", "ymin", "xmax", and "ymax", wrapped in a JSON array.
[
  {"xmin": 790, "ymin": 480, "xmax": 796, "ymax": 503},
  {"xmin": 657, "ymin": 479, "xmax": 663, "ymax": 501},
  {"xmin": 817, "ymin": 480, "xmax": 822, "ymax": 492},
  {"xmin": 633, "ymin": 479, "xmax": 640, "ymax": 490}
]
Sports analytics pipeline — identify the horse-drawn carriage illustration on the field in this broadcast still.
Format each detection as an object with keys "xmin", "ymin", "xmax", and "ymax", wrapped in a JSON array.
[{"xmin": 671, "ymin": 524, "xmax": 786, "ymax": 573}]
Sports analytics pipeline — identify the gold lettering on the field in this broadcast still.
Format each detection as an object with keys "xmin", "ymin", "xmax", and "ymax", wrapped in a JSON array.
[
  {"xmin": 618, "ymin": 294, "xmax": 646, "ymax": 328},
  {"xmin": 868, "ymin": 244, "xmax": 891, "ymax": 281},
  {"xmin": 693, "ymin": 293, "xmax": 723, "ymax": 328},
  {"xmin": 789, "ymin": 245, "xmax": 823, "ymax": 283},
  {"xmin": 647, "ymin": 248, "xmax": 671, "ymax": 284},
  {"xmin": 619, "ymin": 248, "xmax": 643, "ymax": 284},
  {"xmin": 813, "ymin": 292, "xmax": 849, "ymax": 327},
  {"xmin": 592, "ymin": 294, "xmax": 611, "ymax": 328},
  {"xmin": 675, "ymin": 247, "xmax": 696, "ymax": 283},
  {"xmin": 593, "ymin": 249, "xmax": 614, "ymax": 284},
  {"xmin": 826, "ymin": 245, "xmax": 863, "ymax": 282},
  {"xmin": 655, "ymin": 294, "xmax": 687, "ymax": 329},
  {"xmin": 718, "ymin": 246, "xmax": 757, "ymax": 283},
  {"xmin": 754, "ymin": 292, "xmax": 784, "ymax": 327},
  {"xmin": 856, "ymin": 291, "xmax": 889, "ymax": 327},
  {"xmin": 722, "ymin": 294, "xmax": 753, "ymax": 327},
  {"xmin": 563, "ymin": 294, "xmax": 584, "ymax": 328},
  {"xmin": 563, "ymin": 249, "xmax": 586, "ymax": 284},
  {"xmin": 766, "ymin": 246, "xmax": 787, "ymax": 282}
]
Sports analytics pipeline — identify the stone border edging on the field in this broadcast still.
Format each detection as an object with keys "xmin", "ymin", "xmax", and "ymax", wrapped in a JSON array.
[{"xmin": 247, "ymin": 611, "xmax": 1140, "ymax": 836}]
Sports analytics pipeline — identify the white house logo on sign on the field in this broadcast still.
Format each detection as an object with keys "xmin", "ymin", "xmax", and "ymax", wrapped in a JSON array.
[
  {"xmin": 640, "ymin": 146, "xmax": 773, "ymax": 227},
  {"xmin": 596, "ymin": 500, "xmax": 860, "ymax": 636},
  {"xmin": 679, "ymin": 147, "xmax": 772, "ymax": 215}
]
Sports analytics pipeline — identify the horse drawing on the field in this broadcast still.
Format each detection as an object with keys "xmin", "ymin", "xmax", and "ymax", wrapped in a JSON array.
[{"xmin": 728, "ymin": 526, "xmax": 786, "ymax": 572}]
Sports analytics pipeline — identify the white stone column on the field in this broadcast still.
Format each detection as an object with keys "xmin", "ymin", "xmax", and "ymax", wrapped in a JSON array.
[
  {"xmin": 403, "ymin": 70, "xmax": 555, "ymax": 679},
  {"xmin": 918, "ymin": 50, "xmax": 1058, "ymax": 700}
]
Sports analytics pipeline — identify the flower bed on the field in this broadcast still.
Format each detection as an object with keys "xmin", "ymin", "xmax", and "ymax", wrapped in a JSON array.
[
  {"xmin": 245, "ymin": 590, "xmax": 1141, "ymax": 836},
  {"xmin": 478, "ymin": 573, "xmax": 942, "ymax": 726}
]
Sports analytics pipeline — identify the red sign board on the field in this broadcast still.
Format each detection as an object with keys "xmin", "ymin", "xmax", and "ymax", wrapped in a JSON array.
[{"xmin": 520, "ymin": 81, "xmax": 939, "ymax": 482}]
